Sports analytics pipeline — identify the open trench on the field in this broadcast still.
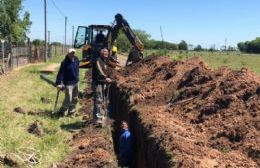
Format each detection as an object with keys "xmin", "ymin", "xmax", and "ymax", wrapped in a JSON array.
[
  {"xmin": 58, "ymin": 74, "xmax": 173, "ymax": 168},
  {"xmin": 109, "ymin": 84, "xmax": 173, "ymax": 168},
  {"xmin": 62, "ymin": 56, "xmax": 260, "ymax": 167}
]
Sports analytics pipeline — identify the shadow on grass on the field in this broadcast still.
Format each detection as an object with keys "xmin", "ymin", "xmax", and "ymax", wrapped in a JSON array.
[
  {"xmin": 60, "ymin": 121, "xmax": 85, "ymax": 131},
  {"xmin": 27, "ymin": 109, "xmax": 61, "ymax": 119}
]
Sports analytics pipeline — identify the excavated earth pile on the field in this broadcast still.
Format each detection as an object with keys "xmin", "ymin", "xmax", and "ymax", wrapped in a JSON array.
[{"xmin": 111, "ymin": 56, "xmax": 260, "ymax": 167}]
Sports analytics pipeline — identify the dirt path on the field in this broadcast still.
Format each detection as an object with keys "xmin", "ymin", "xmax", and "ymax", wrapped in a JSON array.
[
  {"xmin": 40, "ymin": 63, "xmax": 60, "ymax": 73},
  {"xmin": 0, "ymin": 63, "xmax": 42, "ymax": 80}
]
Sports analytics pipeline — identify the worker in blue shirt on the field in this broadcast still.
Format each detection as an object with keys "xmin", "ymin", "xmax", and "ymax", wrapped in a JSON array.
[
  {"xmin": 119, "ymin": 121, "xmax": 133, "ymax": 167},
  {"xmin": 56, "ymin": 48, "xmax": 79, "ymax": 116}
]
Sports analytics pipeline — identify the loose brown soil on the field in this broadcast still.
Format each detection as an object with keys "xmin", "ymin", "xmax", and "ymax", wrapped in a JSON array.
[
  {"xmin": 112, "ymin": 56, "xmax": 260, "ymax": 167},
  {"xmin": 14, "ymin": 107, "xmax": 25, "ymax": 114},
  {"xmin": 28, "ymin": 120, "xmax": 44, "ymax": 137},
  {"xmin": 61, "ymin": 55, "xmax": 259, "ymax": 168}
]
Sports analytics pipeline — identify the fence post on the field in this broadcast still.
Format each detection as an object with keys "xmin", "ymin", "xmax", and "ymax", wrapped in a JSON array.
[
  {"xmin": 9, "ymin": 47, "xmax": 12, "ymax": 70},
  {"xmin": 17, "ymin": 47, "xmax": 19, "ymax": 68},
  {"xmin": 1, "ymin": 40, "xmax": 5, "ymax": 73},
  {"xmin": 48, "ymin": 44, "xmax": 52, "ymax": 58},
  {"xmin": 27, "ymin": 38, "xmax": 32, "ymax": 63},
  {"xmin": 55, "ymin": 44, "xmax": 57, "ymax": 57}
]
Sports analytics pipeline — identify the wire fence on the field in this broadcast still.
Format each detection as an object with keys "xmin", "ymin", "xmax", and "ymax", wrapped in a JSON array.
[{"xmin": 0, "ymin": 39, "xmax": 67, "ymax": 75}]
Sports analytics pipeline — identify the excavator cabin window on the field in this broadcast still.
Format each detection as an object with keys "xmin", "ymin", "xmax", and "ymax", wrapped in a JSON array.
[
  {"xmin": 92, "ymin": 28, "xmax": 108, "ymax": 46},
  {"xmin": 74, "ymin": 26, "xmax": 89, "ymax": 48}
]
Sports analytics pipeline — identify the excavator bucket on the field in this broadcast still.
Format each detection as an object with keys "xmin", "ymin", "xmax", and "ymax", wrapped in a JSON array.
[{"xmin": 126, "ymin": 48, "xmax": 143, "ymax": 65}]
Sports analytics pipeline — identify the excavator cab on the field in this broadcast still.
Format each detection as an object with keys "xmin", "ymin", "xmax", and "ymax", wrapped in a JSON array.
[
  {"xmin": 74, "ymin": 25, "xmax": 111, "ymax": 62},
  {"xmin": 74, "ymin": 25, "xmax": 111, "ymax": 48}
]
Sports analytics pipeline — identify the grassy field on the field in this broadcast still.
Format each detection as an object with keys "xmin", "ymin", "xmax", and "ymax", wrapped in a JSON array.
[
  {"xmin": 0, "ymin": 53, "xmax": 86, "ymax": 167},
  {"xmin": 144, "ymin": 50, "xmax": 260, "ymax": 74}
]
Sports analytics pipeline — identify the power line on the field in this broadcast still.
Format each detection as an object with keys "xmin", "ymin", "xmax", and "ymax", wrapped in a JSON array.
[
  {"xmin": 50, "ymin": 0, "xmax": 65, "ymax": 18},
  {"xmin": 50, "ymin": 0, "xmax": 73, "ymax": 26}
]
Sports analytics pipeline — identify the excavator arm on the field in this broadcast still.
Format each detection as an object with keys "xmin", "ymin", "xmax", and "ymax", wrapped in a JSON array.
[{"xmin": 108, "ymin": 14, "xmax": 144, "ymax": 65}]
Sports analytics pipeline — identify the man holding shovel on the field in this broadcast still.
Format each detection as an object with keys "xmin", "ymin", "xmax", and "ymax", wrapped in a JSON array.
[
  {"xmin": 56, "ymin": 48, "xmax": 79, "ymax": 117},
  {"xmin": 92, "ymin": 47, "xmax": 112, "ymax": 126}
]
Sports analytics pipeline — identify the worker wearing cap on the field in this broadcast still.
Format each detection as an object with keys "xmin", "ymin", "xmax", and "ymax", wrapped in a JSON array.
[{"xmin": 56, "ymin": 48, "xmax": 79, "ymax": 116}]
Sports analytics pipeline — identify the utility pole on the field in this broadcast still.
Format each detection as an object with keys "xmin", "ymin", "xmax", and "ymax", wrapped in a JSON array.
[
  {"xmin": 48, "ymin": 31, "xmax": 50, "ymax": 44},
  {"xmin": 64, "ymin": 16, "xmax": 67, "ymax": 52},
  {"xmin": 225, "ymin": 38, "xmax": 227, "ymax": 51},
  {"xmin": 44, "ymin": 0, "xmax": 47, "ymax": 62},
  {"xmin": 48, "ymin": 31, "xmax": 50, "ymax": 57},
  {"xmin": 160, "ymin": 26, "xmax": 166, "ymax": 49},
  {"xmin": 72, "ymin": 26, "xmax": 74, "ymax": 47},
  {"xmin": 62, "ymin": 36, "xmax": 65, "ymax": 54}
]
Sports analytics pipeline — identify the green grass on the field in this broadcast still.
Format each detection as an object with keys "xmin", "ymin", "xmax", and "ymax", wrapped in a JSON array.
[
  {"xmin": 0, "ymin": 52, "xmax": 87, "ymax": 167},
  {"xmin": 145, "ymin": 50, "xmax": 260, "ymax": 74}
]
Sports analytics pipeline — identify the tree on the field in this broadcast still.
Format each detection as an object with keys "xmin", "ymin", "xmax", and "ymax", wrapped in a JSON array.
[
  {"xmin": 51, "ymin": 42, "xmax": 62, "ymax": 46},
  {"xmin": 134, "ymin": 29, "xmax": 151, "ymax": 45},
  {"xmin": 227, "ymin": 46, "xmax": 236, "ymax": 51},
  {"xmin": 165, "ymin": 42, "xmax": 178, "ymax": 50},
  {"xmin": 0, "ymin": 0, "xmax": 31, "ymax": 68},
  {"xmin": 32, "ymin": 39, "xmax": 43, "ymax": 47},
  {"xmin": 116, "ymin": 29, "xmax": 152, "ymax": 52},
  {"xmin": 188, "ymin": 44, "xmax": 194, "ymax": 50},
  {"xmin": 178, "ymin": 40, "xmax": 188, "ymax": 50},
  {"xmin": 237, "ymin": 38, "xmax": 260, "ymax": 53},
  {"xmin": 0, "ymin": 0, "xmax": 32, "ymax": 42},
  {"xmin": 116, "ymin": 30, "xmax": 131, "ymax": 52},
  {"xmin": 237, "ymin": 42, "xmax": 246, "ymax": 52},
  {"xmin": 207, "ymin": 44, "xmax": 217, "ymax": 52},
  {"xmin": 194, "ymin": 45, "xmax": 203, "ymax": 51}
]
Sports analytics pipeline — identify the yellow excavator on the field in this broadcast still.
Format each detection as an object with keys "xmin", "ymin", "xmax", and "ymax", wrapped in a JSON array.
[{"xmin": 74, "ymin": 13, "xmax": 144, "ymax": 68}]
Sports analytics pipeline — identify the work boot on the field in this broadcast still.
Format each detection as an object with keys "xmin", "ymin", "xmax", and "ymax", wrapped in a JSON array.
[
  {"xmin": 67, "ymin": 112, "xmax": 75, "ymax": 118},
  {"xmin": 56, "ymin": 107, "xmax": 67, "ymax": 117},
  {"xmin": 94, "ymin": 119, "xmax": 103, "ymax": 128},
  {"xmin": 56, "ymin": 111, "xmax": 65, "ymax": 118}
]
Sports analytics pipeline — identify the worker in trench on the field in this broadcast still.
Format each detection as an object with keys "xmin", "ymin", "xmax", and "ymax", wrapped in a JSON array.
[
  {"xmin": 119, "ymin": 121, "xmax": 133, "ymax": 167},
  {"xmin": 56, "ymin": 48, "xmax": 79, "ymax": 117},
  {"xmin": 110, "ymin": 46, "xmax": 118, "ymax": 63},
  {"xmin": 92, "ymin": 47, "xmax": 113, "ymax": 126}
]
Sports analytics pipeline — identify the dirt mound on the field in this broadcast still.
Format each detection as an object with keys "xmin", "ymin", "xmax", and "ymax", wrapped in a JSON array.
[
  {"xmin": 28, "ymin": 120, "xmax": 44, "ymax": 137},
  {"xmin": 61, "ymin": 121, "xmax": 117, "ymax": 168},
  {"xmin": 14, "ymin": 107, "xmax": 25, "ymax": 114},
  {"xmin": 113, "ymin": 56, "xmax": 260, "ymax": 167}
]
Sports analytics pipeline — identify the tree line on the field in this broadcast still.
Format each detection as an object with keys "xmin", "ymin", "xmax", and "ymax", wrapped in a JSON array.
[
  {"xmin": 116, "ymin": 30, "xmax": 238, "ymax": 52},
  {"xmin": 116, "ymin": 29, "xmax": 191, "ymax": 52},
  {"xmin": 237, "ymin": 38, "xmax": 260, "ymax": 54}
]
